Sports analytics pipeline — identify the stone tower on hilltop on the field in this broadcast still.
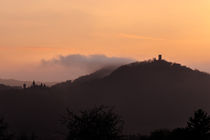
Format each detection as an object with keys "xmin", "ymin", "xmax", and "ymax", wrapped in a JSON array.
[{"xmin": 158, "ymin": 54, "xmax": 162, "ymax": 61}]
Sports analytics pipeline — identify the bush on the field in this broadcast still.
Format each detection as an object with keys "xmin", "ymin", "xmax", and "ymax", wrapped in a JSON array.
[{"xmin": 62, "ymin": 106, "xmax": 124, "ymax": 140}]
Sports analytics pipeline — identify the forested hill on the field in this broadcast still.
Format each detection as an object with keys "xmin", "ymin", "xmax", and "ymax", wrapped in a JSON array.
[
  {"xmin": 0, "ymin": 78, "xmax": 56, "ymax": 87},
  {"xmin": 1, "ymin": 59, "xmax": 210, "ymax": 139},
  {"xmin": 0, "ymin": 84, "xmax": 19, "ymax": 91}
]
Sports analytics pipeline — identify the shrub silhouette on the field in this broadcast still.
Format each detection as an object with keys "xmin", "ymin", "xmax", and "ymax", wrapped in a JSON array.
[
  {"xmin": 62, "ymin": 106, "xmax": 124, "ymax": 140},
  {"xmin": 149, "ymin": 129, "xmax": 170, "ymax": 140},
  {"xmin": 0, "ymin": 118, "xmax": 13, "ymax": 140},
  {"xmin": 186, "ymin": 109, "xmax": 210, "ymax": 139}
]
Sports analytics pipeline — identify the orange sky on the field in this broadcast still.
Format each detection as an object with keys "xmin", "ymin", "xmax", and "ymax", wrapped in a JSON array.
[{"xmin": 1, "ymin": 0, "xmax": 210, "ymax": 81}]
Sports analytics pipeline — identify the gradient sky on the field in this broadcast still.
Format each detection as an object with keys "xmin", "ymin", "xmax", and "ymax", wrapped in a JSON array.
[{"xmin": 1, "ymin": 0, "xmax": 210, "ymax": 81}]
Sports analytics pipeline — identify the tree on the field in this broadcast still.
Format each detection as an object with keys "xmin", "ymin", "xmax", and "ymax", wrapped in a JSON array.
[
  {"xmin": 0, "ymin": 118, "xmax": 13, "ymax": 140},
  {"xmin": 149, "ymin": 129, "xmax": 170, "ymax": 140},
  {"xmin": 62, "ymin": 106, "xmax": 124, "ymax": 140},
  {"xmin": 186, "ymin": 109, "xmax": 210, "ymax": 139}
]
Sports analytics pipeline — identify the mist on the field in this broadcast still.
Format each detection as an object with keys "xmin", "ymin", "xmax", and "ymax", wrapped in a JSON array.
[{"xmin": 0, "ymin": 54, "xmax": 134, "ymax": 82}]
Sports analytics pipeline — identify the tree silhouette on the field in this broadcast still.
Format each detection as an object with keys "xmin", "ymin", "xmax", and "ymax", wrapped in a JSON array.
[
  {"xmin": 62, "ymin": 106, "xmax": 124, "ymax": 140},
  {"xmin": 186, "ymin": 109, "xmax": 210, "ymax": 139},
  {"xmin": 149, "ymin": 129, "xmax": 170, "ymax": 140},
  {"xmin": 0, "ymin": 118, "xmax": 13, "ymax": 140}
]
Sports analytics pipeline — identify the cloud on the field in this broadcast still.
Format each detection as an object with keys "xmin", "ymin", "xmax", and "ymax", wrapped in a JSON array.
[
  {"xmin": 40, "ymin": 54, "xmax": 134, "ymax": 81},
  {"xmin": 119, "ymin": 33, "xmax": 166, "ymax": 41},
  {"xmin": 42, "ymin": 54, "xmax": 134, "ymax": 70},
  {"xmin": 0, "ymin": 54, "xmax": 134, "ymax": 82}
]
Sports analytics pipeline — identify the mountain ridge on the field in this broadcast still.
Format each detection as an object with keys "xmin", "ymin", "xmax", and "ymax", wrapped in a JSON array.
[{"xmin": 0, "ymin": 78, "xmax": 57, "ymax": 87}]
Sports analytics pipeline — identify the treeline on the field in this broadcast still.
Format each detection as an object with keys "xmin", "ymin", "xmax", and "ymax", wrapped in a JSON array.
[
  {"xmin": 1, "ymin": 106, "xmax": 210, "ymax": 140},
  {"xmin": 126, "ymin": 109, "xmax": 210, "ymax": 140}
]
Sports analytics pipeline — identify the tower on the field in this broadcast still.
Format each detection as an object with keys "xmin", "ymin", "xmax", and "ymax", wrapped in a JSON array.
[{"xmin": 158, "ymin": 54, "xmax": 162, "ymax": 61}]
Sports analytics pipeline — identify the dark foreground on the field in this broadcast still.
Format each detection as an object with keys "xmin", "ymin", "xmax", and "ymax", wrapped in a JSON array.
[{"xmin": 1, "ymin": 106, "xmax": 210, "ymax": 140}]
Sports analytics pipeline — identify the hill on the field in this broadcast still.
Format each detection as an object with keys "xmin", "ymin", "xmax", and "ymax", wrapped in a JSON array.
[
  {"xmin": 0, "ymin": 79, "xmax": 57, "ymax": 87},
  {"xmin": 52, "ymin": 66, "xmax": 117, "ymax": 88},
  {"xmin": 0, "ymin": 84, "xmax": 16, "ymax": 91},
  {"xmin": 1, "ymin": 59, "xmax": 210, "ymax": 139},
  {"xmin": 53, "ymin": 59, "xmax": 210, "ymax": 133}
]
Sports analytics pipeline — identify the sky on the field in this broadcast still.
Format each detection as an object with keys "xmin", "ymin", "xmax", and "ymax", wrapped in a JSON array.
[{"xmin": 1, "ymin": 0, "xmax": 210, "ymax": 81}]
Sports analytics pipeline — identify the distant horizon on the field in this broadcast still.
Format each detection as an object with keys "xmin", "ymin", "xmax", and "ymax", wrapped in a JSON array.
[{"xmin": 1, "ymin": 54, "xmax": 210, "ymax": 82}]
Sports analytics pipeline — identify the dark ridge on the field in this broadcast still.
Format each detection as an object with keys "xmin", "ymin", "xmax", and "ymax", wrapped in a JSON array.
[
  {"xmin": 108, "ymin": 59, "xmax": 210, "ymax": 80},
  {"xmin": 52, "ymin": 80, "xmax": 72, "ymax": 88},
  {"xmin": 73, "ymin": 66, "xmax": 117, "ymax": 84},
  {"xmin": 0, "ymin": 79, "xmax": 57, "ymax": 87},
  {"xmin": 0, "ymin": 84, "xmax": 19, "ymax": 91}
]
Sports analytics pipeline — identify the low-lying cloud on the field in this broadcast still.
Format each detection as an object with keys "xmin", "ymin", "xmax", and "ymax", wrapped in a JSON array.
[
  {"xmin": 42, "ymin": 54, "xmax": 134, "ymax": 71},
  {"xmin": 0, "ymin": 54, "xmax": 134, "ymax": 82},
  {"xmin": 39, "ymin": 54, "xmax": 134, "ymax": 81}
]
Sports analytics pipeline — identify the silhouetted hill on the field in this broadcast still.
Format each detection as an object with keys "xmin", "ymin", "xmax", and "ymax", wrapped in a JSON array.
[
  {"xmin": 0, "ymin": 84, "xmax": 15, "ymax": 91},
  {"xmin": 52, "ymin": 66, "xmax": 117, "ymax": 88},
  {"xmin": 0, "ymin": 79, "xmax": 56, "ymax": 87},
  {"xmin": 56, "ymin": 59, "xmax": 210, "ymax": 133},
  {"xmin": 73, "ymin": 66, "xmax": 117, "ymax": 84},
  {"xmin": 52, "ymin": 80, "xmax": 72, "ymax": 88},
  {"xmin": 2, "ymin": 59, "xmax": 210, "ymax": 139}
]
